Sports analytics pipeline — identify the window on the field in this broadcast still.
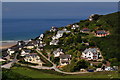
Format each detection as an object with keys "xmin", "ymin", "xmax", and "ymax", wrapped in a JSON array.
[{"xmin": 88, "ymin": 57, "xmax": 91, "ymax": 59}]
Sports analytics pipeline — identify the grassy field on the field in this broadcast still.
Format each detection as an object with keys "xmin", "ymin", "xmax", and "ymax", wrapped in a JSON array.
[{"xmin": 10, "ymin": 66, "xmax": 120, "ymax": 79}]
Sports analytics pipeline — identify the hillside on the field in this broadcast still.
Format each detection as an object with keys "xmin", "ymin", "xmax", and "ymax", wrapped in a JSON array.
[
  {"xmin": 42, "ymin": 12, "xmax": 120, "ymax": 68},
  {"xmin": 88, "ymin": 12, "xmax": 120, "ymax": 66}
]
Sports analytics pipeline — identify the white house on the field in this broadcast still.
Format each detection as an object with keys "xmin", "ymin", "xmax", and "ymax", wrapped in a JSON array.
[
  {"xmin": 17, "ymin": 41, "xmax": 26, "ymax": 46},
  {"xmin": 24, "ymin": 53, "xmax": 43, "ymax": 66},
  {"xmin": 50, "ymin": 26, "xmax": 58, "ymax": 32},
  {"xmin": 50, "ymin": 39, "xmax": 59, "ymax": 45},
  {"xmin": 96, "ymin": 68, "xmax": 103, "ymax": 72},
  {"xmin": 53, "ymin": 48, "xmax": 64, "ymax": 57},
  {"xmin": 59, "ymin": 54, "xmax": 71, "ymax": 66},
  {"xmin": 56, "ymin": 30, "xmax": 71, "ymax": 39},
  {"xmin": 52, "ymin": 36, "xmax": 59, "ymax": 40},
  {"xmin": 0, "ymin": 58, "xmax": 6, "ymax": 62},
  {"xmin": 21, "ymin": 49, "xmax": 31, "ymax": 56},
  {"xmin": 105, "ymin": 67, "xmax": 114, "ymax": 71},
  {"xmin": 39, "ymin": 34, "xmax": 44, "ymax": 40},
  {"xmin": 25, "ymin": 40, "xmax": 39, "ymax": 49},
  {"xmin": 89, "ymin": 14, "xmax": 100, "ymax": 21},
  {"xmin": 81, "ymin": 48, "xmax": 101, "ymax": 60},
  {"xmin": 25, "ymin": 43, "xmax": 35, "ymax": 49},
  {"xmin": 7, "ymin": 48, "xmax": 15, "ymax": 55},
  {"xmin": 71, "ymin": 24, "xmax": 79, "ymax": 30}
]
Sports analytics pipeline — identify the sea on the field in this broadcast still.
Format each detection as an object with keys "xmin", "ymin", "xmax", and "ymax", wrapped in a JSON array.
[{"xmin": 2, "ymin": 18, "xmax": 82, "ymax": 42}]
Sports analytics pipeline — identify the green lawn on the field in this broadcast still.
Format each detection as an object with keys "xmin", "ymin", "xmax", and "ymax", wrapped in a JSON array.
[{"xmin": 11, "ymin": 66, "xmax": 120, "ymax": 79}]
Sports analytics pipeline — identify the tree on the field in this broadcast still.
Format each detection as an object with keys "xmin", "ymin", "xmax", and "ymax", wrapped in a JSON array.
[{"xmin": 73, "ymin": 59, "xmax": 89, "ymax": 72}]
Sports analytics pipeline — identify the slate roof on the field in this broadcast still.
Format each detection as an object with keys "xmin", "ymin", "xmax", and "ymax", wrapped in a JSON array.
[
  {"xmin": 60, "ymin": 54, "xmax": 71, "ymax": 59},
  {"xmin": 25, "ymin": 53, "xmax": 38, "ymax": 57},
  {"xmin": 22, "ymin": 49, "xmax": 31, "ymax": 53},
  {"xmin": 82, "ymin": 28, "xmax": 90, "ymax": 31},
  {"xmin": 61, "ymin": 60, "xmax": 69, "ymax": 63},
  {"xmin": 53, "ymin": 48, "xmax": 63, "ymax": 54},
  {"xmin": 51, "ymin": 39, "xmax": 59, "ymax": 43},
  {"xmin": 57, "ymin": 31, "xmax": 70, "ymax": 34},
  {"xmin": 83, "ymin": 48, "xmax": 98, "ymax": 53},
  {"xmin": 96, "ymin": 30, "xmax": 107, "ymax": 34}
]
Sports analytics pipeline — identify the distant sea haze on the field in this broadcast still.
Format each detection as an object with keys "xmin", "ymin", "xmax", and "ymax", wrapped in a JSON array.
[{"xmin": 2, "ymin": 18, "xmax": 81, "ymax": 41}]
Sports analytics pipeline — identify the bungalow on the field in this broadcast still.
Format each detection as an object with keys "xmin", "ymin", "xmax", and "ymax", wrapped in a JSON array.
[
  {"xmin": 96, "ymin": 68, "xmax": 103, "ymax": 72},
  {"xmin": 50, "ymin": 39, "xmax": 59, "ymax": 45},
  {"xmin": 53, "ymin": 48, "xmax": 64, "ymax": 57},
  {"xmin": 25, "ymin": 42, "xmax": 35, "ymax": 49},
  {"xmin": 20, "ymin": 49, "xmax": 31, "ymax": 56},
  {"xmin": 17, "ymin": 41, "xmax": 26, "ymax": 46},
  {"xmin": 80, "ymin": 28, "xmax": 90, "ymax": 33},
  {"xmin": 60, "ymin": 54, "xmax": 71, "ymax": 66},
  {"xmin": 89, "ymin": 14, "xmax": 100, "ymax": 21},
  {"xmin": 71, "ymin": 24, "xmax": 79, "ymax": 30},
  {"xmin": 52, "ymin": 36, "xmax": 59, "ymax": 40},
  {"xmin": 24, "ymin": 53, "xmax": 43, "ymax": 66},
  {"xmin": 0, "ymin": 58, "xmax": 6, "ymax": 62},
  {"xmin": 38, "ymin": 41, "xmax": 46, "ymax": 47},
  {"xmin": 39, "ymin": 34, "xmax": 44, "ymax": 40},
  {"xmin": 25, "ymin": 40, "xmax": 39, "ymax": 49},
  {"xmin": 56, "ymin": 30, "xmax": 71, "ymax": 38},
  {"xmin": 7, "ymin": 48, "xmax": 15, "ymax": 55},
  {"xmin": 95, "ymin": 30, "xmax": 109, "ymax": 37},
  {"xmin": 50, "ymin": 26, "xmax": 58, "ymax": 32},
  {"xmin": 81, "ymin": 48, "xmax": 102, "ymax": 60}
]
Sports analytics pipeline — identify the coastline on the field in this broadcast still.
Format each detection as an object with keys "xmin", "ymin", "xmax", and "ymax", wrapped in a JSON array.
[
  {"xmin": 0, "ymin": 41, "xmax": 17, "ymax": 50},
  {"xmin": 0, "ymin": 40, "xmax": 30, "ymax": 50}
]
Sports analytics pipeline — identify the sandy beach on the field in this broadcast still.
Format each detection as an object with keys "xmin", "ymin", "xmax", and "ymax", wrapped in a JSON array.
[{"xmin": 0, "ymin": 41, "xmax": 17, "ymax": 50}]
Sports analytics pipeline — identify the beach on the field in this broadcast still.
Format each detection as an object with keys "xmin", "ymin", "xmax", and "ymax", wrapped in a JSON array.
[{"xmin": 0, "ymin": 41, "xmax": 17, "ymax": 50}]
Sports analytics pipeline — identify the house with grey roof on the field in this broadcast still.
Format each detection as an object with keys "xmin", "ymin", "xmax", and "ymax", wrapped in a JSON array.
[
  {"xmin": 21, "ymin": 49, "xmax": 31, "ymax": 56},
  {"xmin": 24, "ymin": 53, "xmax": 43, "ymax": 66},
  {"xmin": 25, "ymin": 40, "xmax": 39, "ymax": 49},
  {"xmin": 56, "ymin": 30, "xmax": 71, "ymax": 39},
  {"xmin": 81, "ymin": 48, "xmax": 102, "ymax": 60},
  {"xmin": 50, "ymin": 26, "xmax": 58, "ymax": 32},
  {"xmin": 53, "ymin": 48, "xmax": 64, "ymax": 57},
  {"xmin": 59, "ymin": 54, "xmax": 71, "ymax": 66}
]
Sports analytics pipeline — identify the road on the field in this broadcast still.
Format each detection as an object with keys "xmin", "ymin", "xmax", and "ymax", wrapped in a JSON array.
[
  {"xmin": 36, "ymin": 49, "xmax": 55, "ymax": 66},
  {"xmin": 1, "ymin": 53, "xmax": 18, "ymax": 69},
  {"xmin": 35, "ymin": 49, "xmax": 89, "ymax": 74},
  {"xmin": 2, "ymin": 49, "xmax": 89, "ymax": 74}
]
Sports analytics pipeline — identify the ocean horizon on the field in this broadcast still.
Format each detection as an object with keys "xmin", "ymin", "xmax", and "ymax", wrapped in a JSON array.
[{"xmin": 2, "ymin": 18, "xmax": 82, "ymax": 41}]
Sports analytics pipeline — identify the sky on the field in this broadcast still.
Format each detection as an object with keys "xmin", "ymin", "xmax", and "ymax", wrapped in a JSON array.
[
  {"xmin": 2, "ymin": 2, "xmax": 118, "ymax": 19},
  {"xmin": 2, "ymin": 0, "xmax": 120, "ymax": 2}
]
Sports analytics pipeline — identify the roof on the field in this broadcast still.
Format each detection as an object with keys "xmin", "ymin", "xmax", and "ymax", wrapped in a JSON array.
[
  {"xmin": 82, "ymin": 28, "xmax": 90, "ymax": 31},
  {"xmin": 83, "ymin": 48, "xmax": 98, "ymax": 54},
  {"xmin": 51, "ymin": 39, "xmax": 59, "ymax": 43},
  {"xmin": 25, "ymin": 53, "xmax": 38, "ymax": 57},
  {"xmin": 26, "ymin": 41, "xmax": 36, "ymax": 46},
  {"xmin": 17, "ymin": 41, "xmax": 25, "ymax": 44},
  {"xmin": 53, "ymin": 48, "xmax": 63, "ymax": 54},
  {"xmin": 61, "ymin": 60, "xmax": 69, "ymax": 63},
  {"xmin": 57, "ymin": 30, "xmax": 70, "ymax": 34},
  {"xmin": 60, "ymin": 54, "xmax": 71, "ymax": 59},
  {"xmin": 96, "ymin": 30, "xmax": 107, "ymax": 34},
  {"xmin": 22, "ymin": 49, "xmax": 31, "ymax": 53}
]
